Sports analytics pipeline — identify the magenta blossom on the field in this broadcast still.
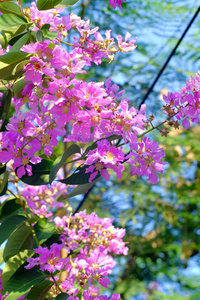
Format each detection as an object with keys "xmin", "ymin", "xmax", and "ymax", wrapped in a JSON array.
[{"xmin": 109, "ymin": 0, "xmax": 126, "ymax": 9}]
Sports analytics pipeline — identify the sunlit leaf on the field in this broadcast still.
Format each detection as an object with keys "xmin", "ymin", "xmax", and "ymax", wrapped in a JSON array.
[
  {"xmin": 3, "ymin": 224, "xmax": 33, "ymax": 262},
  {"xmin": 0, "ymin": 2, "xmax": 21, "ymax": 15},
  {"xmin": 55, "ymin": 0, "xmax": 79, "ymax": 8},
  {"xmin": 2, "ymin": 265, "xmax": 48, "ymax": 300},
  {"xmin": 37, "ymin": 0, "xmax": 62, "ymax": 10},
  {"xmin": 2, "ymin": 250, "xmax": 35, "ymax": 288}
]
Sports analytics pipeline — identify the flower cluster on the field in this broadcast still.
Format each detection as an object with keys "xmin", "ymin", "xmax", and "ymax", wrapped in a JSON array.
[
  {"xmin": 163, "ymin": 71, "xmax": 200, "ymax": 130},
  {"xmin": 0, "ymin": 3, "xmax": 166, "ymax": 184},
  {"xmin": 19, "ymin": 180, "xmax": 67, "ymax": 218},
  {"xmin": 25, "ymin": 209, "xmax": 128, "ymax": 299}
]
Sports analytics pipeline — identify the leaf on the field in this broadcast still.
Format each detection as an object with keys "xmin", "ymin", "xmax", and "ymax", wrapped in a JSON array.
[
  {"xmin": 0, "ymin": 197, "xmax": 23, "ymax": 221},
  {"xmin": 0, "ymin": 24, "xmax": 27, "ymax": 49},
  {"xmin": 2, "ymin": 250, "xmax": 35, "ymax": 288},
  {"xmin": 19, "ymin": 158, "xmax": 54, "ymax": 186},
  {"xmin": 55, "ymin": 293, "xmax": 70, "ymax": 300},
  {"xmin": 0, "ymin": 248, "xmax": 4, "ymax": 265},
  {"xmin": 0, "ymin": 170, "xmax": 9, "ymax": 196},
  {"xmin": 0, "ymin": 2, "xmax": 21, "ymax": 15},
  {"xmin": 0, "ymin": 51, "xmax": 29, "ymax": 65},
  {"xmin": 33, "ymin": 218, "xmax": 56, "ymax": 246},
  {"xmin": 13, "ymin": 76, "xmax": 27, "ymax": 98},
  {"xmin": 11, "ymin": 59, "xmax": 29, "ymax": 76},
  {"xmin": 8, "ymin": 32, "xmax": 27, "ymax": 46},
  {"xmin": 10, "ymin": 32, "xmax": 29, "ymax": 52},
  {"xmin": 2, "ymin": 265, "xmax": 48, "ymax": 300},
  {"xmin": 3, "ymin": 224, "xmax": 33, "ymax": 262},
  {"xmin": 0, "ymin": 14, "xmax": 30, "ymax": 31},
  {"xmin": 49, "ymin": 144, "xmax": 81, "ymax": 183},
  {"xmin": 59, "ymin": 165, "xmax": 100, "ymax": 185},
  {"xmin": 0, "ymin": 89, "xmax": 12, "ymax": 130},
  {"xmin": 55, "ymin": 0, "xmax": 79, "ymax": 8},
  {"xmin": 36, "ymin": 30, "xmax": 44, "ymax": 42},
  {"xmin": 37, "ymin": 0, "xmax": 62, "ymax": 10},
  {"xmin": 0, "ymin": 51, "xmax": 31, "ymax": 79},
  {"xmin": 0, "ymin": 164, "xmax": 6, "ymax": 175},
  {"xmin": 41, "ymin": 233, "xmax": 61, "ymax": 248},
  {"xmin": 66, "ymin": 178, "xmax": 99, "ymax": 198},
  {"xmin": 0, "ymin": 215, "xmax": 27, "ymax": 246},
  {"xmin": 26, "ymin": 280, "xmax": 53, "ymax": 300},
  {"xmin": 40, "ymin": 24, "xmax": 50, "ymax": 36}
]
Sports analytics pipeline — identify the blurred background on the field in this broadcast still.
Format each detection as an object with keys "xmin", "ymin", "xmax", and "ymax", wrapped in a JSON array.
[{"xmin": 22, "ymin": 0, "xmax": 200, "ymax": 298}]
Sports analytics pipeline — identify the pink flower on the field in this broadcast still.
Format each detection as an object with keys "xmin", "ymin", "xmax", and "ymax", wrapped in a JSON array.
[{"xmin": 109, "ymin": 0, "xmax": 126, "ymax": 9}]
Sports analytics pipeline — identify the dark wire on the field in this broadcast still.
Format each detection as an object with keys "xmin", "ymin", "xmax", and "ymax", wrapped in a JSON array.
[
  {"xmin": 73, "ymin": 5, "xmax": 200, "ymax": 214},
  {"xmin": 138, "ymin": 6, "xmax": 200, "ymax": 108}
]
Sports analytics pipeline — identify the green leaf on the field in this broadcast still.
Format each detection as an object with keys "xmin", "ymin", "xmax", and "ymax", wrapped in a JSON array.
[
  {"xmin": 44, "ymin": 31, "xmax": 58, "ymax": 40},
  {"xmin": 26, "ymin": 279, "xmax": 53, "ymax": 300},
  {"xmin": 3, "ymin": 224, "xmax": 33, "ymax": 262},
  {"xmin": 33, "ymin": 218, "xmax": 56, "ymax": 246},
  {"xmin": 0, "ymin": 170, "xmax": 9, "ymax": 196},
  {"xmin": 55, "ymin": 293, "xmax": 70, "ymax": 300},
  {"xmin": 0, "ymin": 14, "xmax": 30, "ymax": 31},
  {"xmin": 0, "ymin": 89, "xmax": 12, "ymax": 130},
  {"xmin": 13, "ymin": 76, "xmax": 27, "ymax": 98},
  {"xmin": 12, "ymin": 59, "xmax": 29, "ymax": 76},
  {"xmin": 0, "ymin": 164, "xmax": 6, "ymax": 175},
  {"xmin": 8, "ymin": 32, "xmax": 27, "ymax": 46},
  {"xmin": 0, "ymin": 51, "xmax": 29, "ymax": 65},
  {"xmin": 66, "ymin": 178, "xmax": 99, "ymax": 198},
  {"xmin": 0, "ymin": 2, "xmax": 21, "ymax": 15},
  {"xmin": 10, "ymin": 32, "xmax": 29, "ymax": 52},
  {"xmin": 0, "ymin": 51, "xmax": 31, "ymax": 79},
  {"xmin": 2, "ymin": 265, "xmax": 48, "ymax": 300},
  {"xmin": 2, "ymin": 250, "xmax": 35, "ymax": 288},
  {"xmin": 59, "ymin": 165, "xmax": 100, "ymax": 185},
  {"xmin": 19, "ymin": 158, "xmax": 54, "ymax": 186},
  {"xmin": 36, "ymin": 30, "xmax": 44, "ymax": 42},
  {"xmin": 41, "ymin": 233, "xmax": 61, "ymax": 248},
  {"xmin": 37, "ymin": 0, "xmax": 62, "ymax": 10},
  {"xmin": 0, "ymin": 215, "xmax": 27, "ymax": 246},
  {"xmin": 49, "ymin": 144, "xmax": 81, "ymax": 183},
  {"xmin": 0, "ymin": 24, "xmax": 27, "ymax": 49},
  {"xmin": 40, "ymin": 24, "xmax": 50, "ymax": 36},
  {"xmin": 0, "ymin": 197, "xmax": 23, "ymax": 221},
  {"xmin": 55, "ymin": 0, "xmax": 79, "ymax": 8},
  {"xmin": 0, "ymin": 248, "xmax": 4, "ymax": 265}
]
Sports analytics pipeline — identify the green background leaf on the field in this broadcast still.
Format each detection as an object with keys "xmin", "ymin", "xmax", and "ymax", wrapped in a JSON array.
[
  {"xmin": 33, "ymin": 218, "xmax": 56, "ymax": 246},
  {"xmin": 0, "ymin": 215, "xmax": 27, "ymax": 246},
  {"xmin": 26, "ymin": 280, "xmax": 53, "ymax": 300},
  {"xmin": 37, "ymin": 0, "xmax": 62, "ymax": 10},
  {"xmin": 19, "ymin": 159, "xmax": 54, "ymax": 186}
]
